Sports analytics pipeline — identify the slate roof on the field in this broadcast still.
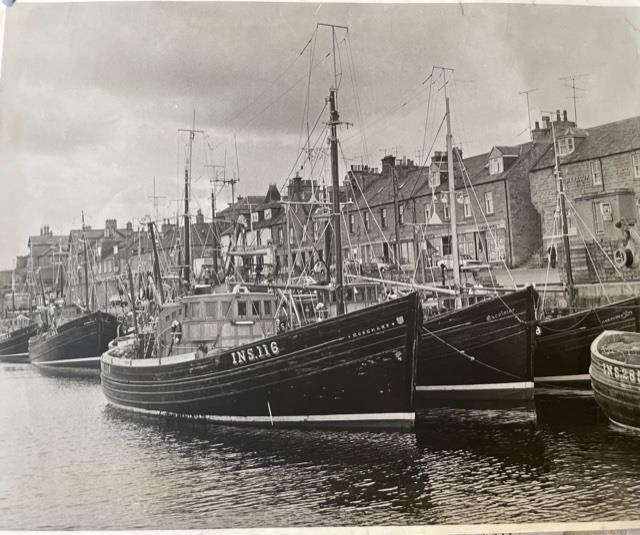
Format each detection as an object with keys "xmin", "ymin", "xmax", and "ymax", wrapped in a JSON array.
[
  {"xmin": 348, "ymin": 142, "xmax": 535, "ymax": 209},
  {"xmin": 532, "ymin": 116, "xmax": 640, "ymax": 171}
]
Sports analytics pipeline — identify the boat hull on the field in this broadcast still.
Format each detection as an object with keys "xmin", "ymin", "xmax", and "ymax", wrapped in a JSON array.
[
  {"xmin": 0, "ymin": 324, "xmax": 38, "ymax": 363},
  {"xmin": 590, "ymin": 330, "xmax": 640, "ymax": 431},
  {"xmin": 417, "ymin": 287, "xmax": 537, "ymax": 407},
  {"xmin": 536, "ymin": 297, "xmax": 640, "ymax": 388},
  {"xmin": 101, "ymin": 293, "xmax": 422, "ymax": 431},
  {"xmin": 29, "ymin": 311, "xmax": 118, "ymax": 376}
]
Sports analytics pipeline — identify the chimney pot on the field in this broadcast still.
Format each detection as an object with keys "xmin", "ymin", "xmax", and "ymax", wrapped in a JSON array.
[
  {"xmin": 563, "ymin": 110, "xmax": 568, "ymax": 122},
  {"xmin": 556, "ymin": 110, "xmax": 561, "ymax": 122},
  {"xmin": 535, "ymin": 121, "xmax": 540, "ymax": 130}
]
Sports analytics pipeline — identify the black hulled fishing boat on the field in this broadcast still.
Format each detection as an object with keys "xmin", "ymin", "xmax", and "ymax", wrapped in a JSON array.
[
  {"xmin": 102, "ymin": 291, "xmax": 421, "ymax": 430},
  {"xmin": 532, "ymin": 119, "xmax": 640, "ymax": 389},
  {"xmin": 418, "ymin": 286, "xmax": 538, "ymax": 406},
  {"xmin": 102, "ymin": 48, "xmax": 422, "ymax": 430},
  {"xmin": 412, "ymin": 90, "xmax": 537, "ymax": 408},
  {"xmin": 0, "ymin": 323, "xmax": 38, "ymax": 363},
  {"xmin": 30, "ymin": 310, "xmax": 118, "ymax": 375},
  {"xmin": 29, "ymin": 215, "xmax": 118, "ymax": 376},
  {"xmin": 535, "ymin": 297, "xmax": 640, "ymax": 387}
]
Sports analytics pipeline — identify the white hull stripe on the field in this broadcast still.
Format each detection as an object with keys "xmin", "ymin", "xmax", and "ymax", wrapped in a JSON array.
[
  {"xmin": 535, "ymin": 374, "xmax": 590, "ymax": 383},
  {"xmin": 416, "ymin": 381, "xmax": 533, "ymax": 392},
  {"xmin": 108, "ymin": 401, "xmax": 414, "ymax": 423},
  {"xmin": 0, "ymin": 352, "xmax": 28, "ymax": 358},
  {"xmin": 34, "ymin": 356, "xmax": 101, "ymax": 365}
]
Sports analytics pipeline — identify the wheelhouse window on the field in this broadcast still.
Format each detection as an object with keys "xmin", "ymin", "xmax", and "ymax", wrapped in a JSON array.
[
  {"xmin": 251, "ymin": 301, "xmax": 260, "ymax": 317},
  {"xmin": 484, "ymin": 191, "xmax": 494, "ymax": 215},
  {"xmin": 349, "ymin": 213, "xmax": 356, "ymax": 234},
  {"xmin": 237, "ymin": 301, "xmax": 247, "ymax": 317},
  {"xmin": 380, "ymin": 208, "xmax": 388, "ymax": 228},
  {"xmin": 591, "ymin": 160, "xmax": 602, "ymax": 186}
]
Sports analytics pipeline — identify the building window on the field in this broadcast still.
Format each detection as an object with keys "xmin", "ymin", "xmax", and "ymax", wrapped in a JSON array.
[
  {"xmin": 256, "ymin": 230, "xmax": 262, "ymax": 247},
  {"xmin": 443, "ymin": 203, "xmax": 450, "ymax": 221},
  {"xmin": 381, "ymin": 208, "xmax": 388, "ymax": 228},
  {"xmin": 349, "ymin": 214, "xmax": 356, "ymax": 234},
  {"xmin": 593, "ymin": 203, "xmax": 604, "ymax": 234},
  {"xmin": 278, "ymin": 227, "xmax": 284, "ymax": 245},
  {"xmin": 633, "ymin": 152, "xmax": 640, "ymax": 179},
  {"xmin": 591, "ymin": 160, "xmax": 602, "ymax": 186},
  {"xmin": 251, "ymin": 211, "xmax": 259, "ymax": 223},
  {"xmin": 463, "ymin": 195, "xmax": 471, "ymax": 218},
  {"xmin": 399, "ymin": 205, "xmax": 405, "ymax": 225},
  {"xmin": 265, "ymin": 209, "xmax": 272, "ymax": 221},
  {"xmin": 364, "ymin": 212, "xmax": 370, "ymax": 231},
  {"xmin": 556, "ymin": 137, "xmax": 575, "ymax": 156},
  {"xmin": 431, "ymin": 169, "xmax": 441, "ymax": 188},
  {"xmin": 484, "ymin": 192, "xmax": 494, "ymax": 214},
  {"xmin": 489, "ymin": 158, "xmax": 503, "ymax": 175},
  {"xmin": 442, "ymin": 235, "xmax": 452, "ymax": 255}
]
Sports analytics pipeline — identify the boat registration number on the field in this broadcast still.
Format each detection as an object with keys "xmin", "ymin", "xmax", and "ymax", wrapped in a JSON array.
[
  {"xmin": 600, "ymin": 361, "xmax": 640, "ymax": 384},
  {"xmin": 231, "ymin": 341, "xmax": 280, "ymax": 367}
]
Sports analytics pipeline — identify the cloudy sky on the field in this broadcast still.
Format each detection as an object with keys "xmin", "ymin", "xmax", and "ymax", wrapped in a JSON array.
[{"xmin": 1, "ymin": 1, "xmax": 640, "ymax": 269}]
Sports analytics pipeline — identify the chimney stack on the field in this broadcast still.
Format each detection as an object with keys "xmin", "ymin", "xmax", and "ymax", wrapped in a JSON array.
[
  {"xmin": 563, "ymin": 110, "xmax": 568, "ymax": 122},
  {"xmin": 556, "ymin": 110, "xmax": 561, "ymax": 122}
]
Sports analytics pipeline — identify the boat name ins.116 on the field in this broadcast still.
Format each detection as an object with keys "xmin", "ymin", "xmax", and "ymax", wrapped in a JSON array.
[{"xmin": 231, "ymin": 341, "xmax": 280, "ymax": 366}]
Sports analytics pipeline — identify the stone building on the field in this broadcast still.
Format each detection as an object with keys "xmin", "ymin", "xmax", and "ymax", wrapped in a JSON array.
[
  {"xmin": 344, "ymin": 144, "xmax": 545, "ymax": 279},
  {"xmin": 529, "ymin": 112, "xmax": 640, "ymax": 283}
]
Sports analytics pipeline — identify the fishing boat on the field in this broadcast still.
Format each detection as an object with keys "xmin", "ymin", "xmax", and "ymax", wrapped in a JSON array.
[
  {"xmin": 590, "ymin": 330, "xmax": 640, "ymax": 431},
  {"xmin": 418, "ymin": 286, "xmax": 537, "ymax": 406},
  {"xmin": 29, "ymin": 214, "xmax": 118, "ymax": 376},
  {"xmin": 102, "ymin": 290, "xmax": 421, "ymax": 430},
  {"xmin": 533, "ymin": 118, "xmax": 640, "ymax": 388},
  {"xmin": 0, "ymin": 323, "xmax": 38, "ymax": 363},
  {"xmin": 535, "ymin": 297, "xmax": 640, "ymax": 387},
  {"xmin": 30, "ymin": 310, "xmax": 118, "ymax": 375},
  {"xmin": 410, "ymin": 81, "xmax": 537, "ymax": 407}
]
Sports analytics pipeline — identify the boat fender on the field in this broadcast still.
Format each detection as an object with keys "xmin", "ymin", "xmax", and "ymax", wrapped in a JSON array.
[{"xmin": 171, "ymin": 319, "xmax": 183, "ymax": 343}]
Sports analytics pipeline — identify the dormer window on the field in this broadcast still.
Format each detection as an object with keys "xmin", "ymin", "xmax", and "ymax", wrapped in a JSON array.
[
  {"xmin": 265, "ymin": 209, "xmax": 272, "ymax": 221},
  {"xmin": 251, "ymin": 211, "xmax": 259, "ymax": 223},
  {"xmin": 556, "ymin": 137, "xmax": 575, "ymax": 156},
  {"xmin": 489, "ymin": 158, "xmax": 503, "ymax": 175}
]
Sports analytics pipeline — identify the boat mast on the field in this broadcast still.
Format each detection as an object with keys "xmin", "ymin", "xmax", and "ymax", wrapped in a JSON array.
[
  {"xmin": 323, "ymin": 23, "xmax": 349, "ymax": 315},
  {"xmin": 548, "ymin": 117, "xmax": 575, "ymax": 311},
  {"xmin": 391, "ymin": 166, "xmax": 401, "ymax": 272},
  {"xmin": 148, "ymin": 221, "xmax": 165, "ymax": 304},
  {"xmin": 82, "ymin": 211, "xmax": 90, "ymax": 312},
  {"xmin": 178, "ymin": 111, "xmax": 204, "ymax": 289},
  {"xmin": 445, "ymin": 95, "xmax": 461, "ymax": 290}
]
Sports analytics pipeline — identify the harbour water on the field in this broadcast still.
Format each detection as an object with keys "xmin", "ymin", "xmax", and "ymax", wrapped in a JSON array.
[{"xmin": 2, "ymin": 363, "xmax": 640, "ymax": 529}]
